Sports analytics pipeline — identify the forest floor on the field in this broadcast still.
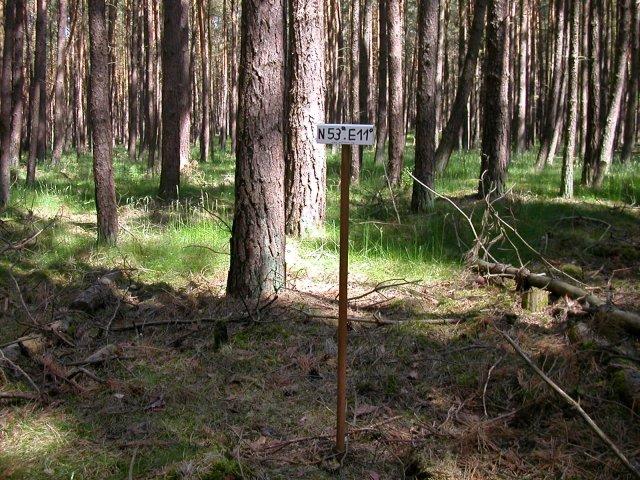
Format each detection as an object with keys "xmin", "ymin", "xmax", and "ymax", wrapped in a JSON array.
[{"xmin": 1, "ymin": 147, "xmax": 640, "ymax": 479}]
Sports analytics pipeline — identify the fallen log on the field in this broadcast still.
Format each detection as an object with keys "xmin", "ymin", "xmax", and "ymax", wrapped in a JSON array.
[
  {"xmin": 475, "ymin": 259, "xmax": 640, "ymax": 335},
  {"xmin": 70, "ymin": 272, "xmax": 121, "ymax": 313}
]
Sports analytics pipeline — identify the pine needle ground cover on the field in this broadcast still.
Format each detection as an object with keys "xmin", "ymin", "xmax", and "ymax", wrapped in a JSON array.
[{"xmin": 1, "ymin": 149, "xmax": 639, "ymax": 479}]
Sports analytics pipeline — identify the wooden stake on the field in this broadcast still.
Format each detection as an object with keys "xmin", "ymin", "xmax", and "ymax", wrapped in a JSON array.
[{"xmin": 336, "ymin": 144, "xmax": 351, "ymax": 454}]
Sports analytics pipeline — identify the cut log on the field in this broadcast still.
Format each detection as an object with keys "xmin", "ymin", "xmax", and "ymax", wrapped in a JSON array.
[{"xmin": 475, "ymin": 259, "xmax": 640, "ymax": 335}]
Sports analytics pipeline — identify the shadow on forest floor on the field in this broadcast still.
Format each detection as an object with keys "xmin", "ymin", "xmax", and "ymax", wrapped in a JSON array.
[{"xmin": 1, "ymin": 148, "xmax": 640, "ymax": 478}]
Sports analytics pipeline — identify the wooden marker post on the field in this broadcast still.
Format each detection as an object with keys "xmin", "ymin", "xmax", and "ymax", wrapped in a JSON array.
[{"xmin": 316, "ymin": 123, "xmax": 375, "ymax": 455}]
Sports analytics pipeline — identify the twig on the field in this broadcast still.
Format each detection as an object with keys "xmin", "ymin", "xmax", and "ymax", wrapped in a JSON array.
[
  {"xmin": 347, "ymin": 279, "xmax": 420, "ymax": 302},
  {"xmin": 128, "ymin": 446, "xmax": 138, "ymax": 480},
  {"xmin": 483, "ymin": 355, "xmax": 504, "ymax": 417},
  {"xmin": 8, "ymin": 271, "xmax": 39, "ymax": 326},
  {"xmin": 0, "ymin": 349, "xmax": 41, "ymax": 394},
  {"xmin": 0, "ymin": 391, "xmax": 40, "ymax": 402},
  {"xmin": 111, "ymin": 314, "xmax": 238, "ymax": 332},
  {"xmin": 496, "ymin": 327, "xmax": 640, "ymax": 479},
  {"xmin": 0, "ymin": 215, "xmax": 58, "ymax": 254}
]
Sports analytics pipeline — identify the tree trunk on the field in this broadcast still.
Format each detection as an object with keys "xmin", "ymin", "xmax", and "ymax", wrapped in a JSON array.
[
  {"xmin": 228, "ymin": 0, "xmax": 238, "ymax": 153},
  {"xmin": 197, "ymin": 0, "xmax": 211, "ymax": 162},
  {"xmin": 560, "ymin": 0, "xmax": 579, "ymax": 198},
  {"xmin": 411, "ymin": 0, "xmax": 439, "ymax": 212},
  {"xmin": 374, "ymin": 0, "xmax": 388, "ymax": 165},
  {"xmin": 285, "ymin": 0, "xmax": 326, "ymax": 236},
  {"xmin": 159, "ymin": 0, "xmax": 191, "ymax": 200},
  {"xmin": 594, "ymin": 0, "xmax": 631, "ymax": 187},
  {"xmin": 0, "ymin": 0, "xmax": 24, "ymax": 210},
  {"xmin": 27, "ymin": 0, "xmax": 47, "ymax": 185},
  {"xmin": 434, "ymin": 0, "xmax": 487, "ymax": 173},
  {"xmin": 128, "ymin": 0, "xmax": 140, "ymax": 161},
  {"xmin": 88, "ymin": 0, "xmax": 119, "ymax": 244},
  {"xmin": 227, "ymin": 0, "xmax": 286, "ymax": 299},
  {"xmin": 535, "ymin": 0, "xmax": 566, "ymax": 170},
  {"xmin": 0, "ymin": 0, "xmax": 16, "ymax": 208},
  {"xmin": 348, "ymin": 0, "xmax": 361, "ymax": 182},
  {"xmin": 144, "ymin": 0, "xmax": 159, "ymax": 169},
  {"xmin": 479, "ymin": 0, "xmax": 510, "ymax": 197},
  {"xmin": 620, "ymin": 0, "xmax": 639, "ymax": 164},
  {"xmin": 386, "ymin": 0, "xmax": 404, "ymax": 186},
  {"xmin": 52, "ymin": 0, "xmax": 69, "ymax": 164},
  {"xmin": 582, "ymin": 0, "xmax": 601, "ymax": 185},
  {"xmin": 359, "ymin": 0, "xmax": 373, "ymax": 127},
  {"xmin": 514, "ymin": 0, "xmax": 528, "ymax": 152}
]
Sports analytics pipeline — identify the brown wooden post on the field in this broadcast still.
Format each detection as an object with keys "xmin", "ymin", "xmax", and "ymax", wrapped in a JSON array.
[{"xmin": 336, "ymin": 143, "xmax": 351, "ymax": 454}]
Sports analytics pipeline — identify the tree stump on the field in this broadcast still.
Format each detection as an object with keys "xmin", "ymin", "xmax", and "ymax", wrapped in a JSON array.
[{"xmin": 522, "ymin": 288, "xmax": 549, "ymax": 312}]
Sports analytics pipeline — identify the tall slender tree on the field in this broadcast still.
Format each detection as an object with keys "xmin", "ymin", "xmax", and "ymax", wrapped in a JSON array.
[
  {"xmin": 227, "ymin": 0, "xmax": 286, "ymax": 298},
  {"xmin": 159, "ymin": 0, "xmax": 191, "ymax": 200},
  {"xmin": 144, "ymin": 0, "xmax": 159, "ymax": 169},
  {"xmin": 197, "ymin": 0, "xmax": 211, "ymax": 162},
  {"xmin": 621, "ymin": 0, "xmax": 639, "ymax": 164},
  {"xmin": 582, "ymin": 0, "xmax": 601, "ymax": 185},
  {"xmin": 434, "ymin": 0, "xmax": 487, "ymax": 173},
  {"xmin": 52, "ymin": 0, "xmax": 70, "ymax": 164},
  {"xmin": 348, "ymin": 0, "xmax": 361, "ymax": 181},
  {"xmin": 594, "ymin": 0, "xmax": 631, "ymax": 187},
  {"xmin": 374, "ymin": 0, "xmax": 389, "ymax": 165},
  {"xmin": 560, "ymin": 0, "xmax": 579, "ymax": 198},
  {"xmin": 386, "ymin": 0, "xmax": 404, "ymax": 186},
  {"xmin": 411, "ymin": 0, "xmax": 439, "ymax": 212},
  {"xmin": 285, "ymin": 0, "xmax": 326, "ymax": 236},
  {"xmin": 27, "ymin": 0, "xmax": 47, "ymax": 184},
  {"xmin": 479, "ymin": 0, "xmax": 510, "ymax": 197},
  {"xmin": 88, "ymin": 0, "xmax": 119, "ymax": 243}
]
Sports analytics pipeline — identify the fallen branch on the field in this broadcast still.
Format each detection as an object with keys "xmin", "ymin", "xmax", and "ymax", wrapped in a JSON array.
[
  {"xmin": 347, "ymin": 279, "xmax": 420, "ymax": 302},
  {"xmin": 496, "ymin": 327, "xmax": 640, "ymax": 479},
  {"xmin": 0, "ymin": 391, "xmax": 41, "ymax": 402},
  {"xmin": 475, "ymin": 259, "xmax": 640, "ymax": 335}
]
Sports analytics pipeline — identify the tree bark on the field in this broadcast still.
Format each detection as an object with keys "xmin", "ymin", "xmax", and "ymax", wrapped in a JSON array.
[
  {"xmin": 88, "ymin": 0, "xmax": 119, "ymax": 244},
  {"xmin": 228, "ymin": 0, "xmax": 238, "ymax": 153},
  {"xmin": 144, "ymin": 0, "xmax": 159, "ymax": 169},
  {"xmin": 348, "ymin": 0, "xmax": 361, "ymax": 182},
  {"xmin": 386, "ymin": 0, "xmax": 404, "ymax": 186},
  {"xmin": 227, "ymin": 0, "xmax": 286, "ymax": 299},
  {"xmin": 27, "ymin": 0, "xmax": 47, "ymax": 185},
  {"xmin": 594, "ymin": 0, "xmax": 631, "ymax": 187},
  {"xmin": 535, "ymin": 0, "xmax": 566, "ymax": 170},
  {"xmin": 620, "ymin": 0, "xmax": 639, "ymax": 164},
  {"xmin": 411, "ymin": 0, "xmax": 439, "ymax": 212},
  {"xmin": 285, "ymin": 0, "xmax": 326, "ymax": 236},
  {"xmin": 128, "ymin": 0, "xmax": 140, "ymax": 161},
  {"xmin": 434, "ymin": 0, "xmax": 487, "ymax": 173},
  {"xmin": 359, "ymin": 0, "xmax": 373, "ymax": 127},
  {"xmin": 0, "ymin": 0, "xmax": 25, "ymax": 209},
  {"xmin": 197, "ymin": 0, "xmax": 211, "ymax": 162},
  {"xmin": 582, "ymin": 0, "xmax": 601, "ymax": 185},
  {"xmin": 479, "ymin": 0, "xmax": 510, "ymax": 197},
  {"xmin": 560, "ymin": 0, "xmax": 579, "ymax": 198},
  {"xmin": 159, "ymin": 0, "xmax": 191, "ymax": 200},
  {"xmin": 52, "ymin": 0, "xmax": 69, "ymax": 164},
  {"xmin": 374, "ymin": 0, "xmax": 388, "ymax": 165},
  {"xmin": 514, "ymin": 0, "xmax": 528, "ymax": 152},
  {"xmin": 0, "ymin": 0, "xmax": 16, "ymax": 208}
]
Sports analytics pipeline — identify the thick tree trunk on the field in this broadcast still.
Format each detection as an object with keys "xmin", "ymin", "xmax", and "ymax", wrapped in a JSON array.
[
  {"xmin": 27, "ymin": 0, "xmax": 47, "ymax": 185},
  {"xmin": 434, "ymin": 0, "xmax": 487, "ymax": 173},
  {"xmin": 374, "ymin": 0, "xmax": 388, "ymax": 165},
  {"xmin": 159, "ymin": 0, "xmax": 191, "ymax": 200},
  {"xmin": 560, "ymin": 0, "xmax": 579, "ymax": 198},
  {"xmin": 228, "ymin": 0, "xmax": 238, "ymax": 153},
  {"xmin": 88, "ymin": 0, "xmax": 119, "ymax": 244},
  {"xmin": 479, "ymin": 0, "xmax": 510, "ymax": 197},
  {"xmin": 386, "ymin": 0, "xmax": 404, "ymax": 186},
  {"xmin": 620, "ymin": 0, "xmax": 639, "ymax": 164},
  {"xmin": 285, "ymin": 0, "xmax": 326, "ymax": 236},
  {"xmin": 197, "ymin": 0, "xmax": 211, "ymax": 162},
  {"xmin": 227, "ymin": 0, "xmax": 286, "ymax": 299},
  {"xmin": 594, "ymin": 0, "xmax": 631, "ymax": 187},
  {"xmin": 348, "ymin": 0, "xmax": 361, "ymax": 182},
  {"xmin": 411, "ymin": 0, "xmax": 439, "ymax": 212},
  {"xmin": 52, "ymin": 0, "xmax": 69, "ymax": 164},
  {"xmin": 535, "ymin": 0, "xmax": 566, "ymax": 170}
]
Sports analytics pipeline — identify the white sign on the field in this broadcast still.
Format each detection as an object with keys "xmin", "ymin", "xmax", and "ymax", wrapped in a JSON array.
[{"xmin": 317, "ymin": 124, "xmax": 376, "ymax": 146}]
